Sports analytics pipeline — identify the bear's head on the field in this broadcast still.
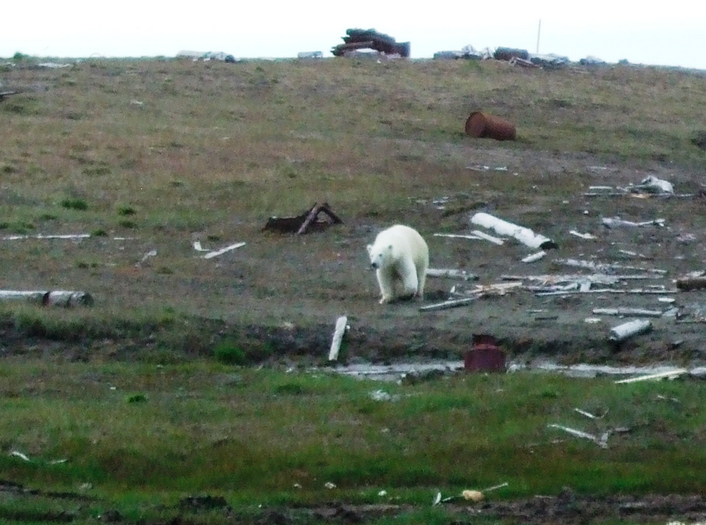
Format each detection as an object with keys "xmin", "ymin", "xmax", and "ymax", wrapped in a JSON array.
[{"xmin": 367, "ymin": 243, "xmax": 393, "ymax": 270}]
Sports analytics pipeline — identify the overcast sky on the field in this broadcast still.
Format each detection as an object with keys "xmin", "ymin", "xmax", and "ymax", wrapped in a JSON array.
[{"xmin": 3, "ymin": 1, "xmax": 704, "ymax": 69}]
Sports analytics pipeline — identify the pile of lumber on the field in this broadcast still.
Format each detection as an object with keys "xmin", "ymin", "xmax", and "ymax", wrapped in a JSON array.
[{"xmin": 332, "ymin": 28, "xmax": 410, "ymax": 58}]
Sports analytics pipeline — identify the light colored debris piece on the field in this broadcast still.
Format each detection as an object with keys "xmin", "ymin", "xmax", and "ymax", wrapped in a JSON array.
[
  {"xmin": 593, "ymin": 307, "xmax": 664, "ymax": 318},
  {"xmin": 419, "ymin": 296, "xmax": 479, "ymax": 312},
  {"xmin": 609, "ymin": 319, "xmax": 652, "ymax": 343},
  {"xmin": 536, "ymin": 288, "xmax": 677, "ymax": 297},
  {"xmin": 522, "ymin": 250, "xmax": 546, "ymax": 263},
  {"xmin": 328, "ymin": 316, "xmax": 348, "ymax": 362},
  {"xmin": 433, "ymin": 233, "xmax": 482, "ymax": 241},
  {"xmin": 9, "ymin": 450, "xmax": 30, "ymax": 461},
  {"xmin": 471, "ymin": 212, "xmax": 557, "ymax": 249},
  {"xmin": 632, "ymin": 175, "xmax": 674, "ymax": 195},
  {"xmin": 1, "ymin": 233, "xmax": 91, "ymax": 241},
  {"xmin": 426, "ymin": 268, "xmax": 478, "ymax": 281},
  {"xmin": 135, "ymin": 249, "xmax": 157, "ymax": 267},
  {"xmin": 574, "ymin": 408, "xmax": 606, "ymax": 419},
  {"xmin": 502, "ymin": 274, "xmax": 620, "ymax": 286},
  {"xmin": 470, "ymin": 229, "xmax": 505, "ymax": 245},
  {"xmin": 615, "ymin": 369, "xmax": 688, "ymax": 384},
  {"xmin": 202, "ymin": 242, "xmax": 246, "ymax": 259},
  {"xmin": 547, "ymin": 424, "xmax": 608, "ymax": 448},
  {"xmin": 554, "ymin": 258, "xmax": 667, "ymax": 275},
  {"xmin": 569, "ymin": 230, "xmax": 597, "ymax": 240},
  {"xmin": 602, "ymin": 217, "xmax": 665, "ymax": 228}
]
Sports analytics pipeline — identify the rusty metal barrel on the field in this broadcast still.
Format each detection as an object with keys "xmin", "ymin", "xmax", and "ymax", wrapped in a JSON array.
[{"xmin": 465, "ymin": 111, "xmax": 517, "ymax": 141}]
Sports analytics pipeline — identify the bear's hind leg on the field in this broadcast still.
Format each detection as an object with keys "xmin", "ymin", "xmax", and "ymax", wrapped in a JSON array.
[{"xmin": 398, "ymin": 260, "xmax": 419, "ymax": 300}]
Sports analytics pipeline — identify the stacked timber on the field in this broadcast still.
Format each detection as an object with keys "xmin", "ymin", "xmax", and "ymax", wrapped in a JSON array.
[{"xmin": 332, "ymin": 28, "xmax": 410, "ymax": 58}]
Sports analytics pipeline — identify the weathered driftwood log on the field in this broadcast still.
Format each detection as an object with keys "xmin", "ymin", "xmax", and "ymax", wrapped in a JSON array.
[
  {"xmin": 202, "ymin": 242, "xmax": 246, "ymax": 259},
  {"xmin": 419, "ymin": 296, "xmax": 479, "ymax": 312},
  {"xmin": 470, "ymin": 212, "xmax": 557, "ymax": 249},
  {"xmin": 676, "ymin": 276, "xmax": 706, "ymax": 291},
  {"xmin": 426, "ymin": 268, "xmax": 478, "ymax": 281},
  {"xmin": 593, "ymin": 307, "xmax": 664, "ymax": 318},
  {"xmin": 0, "ymin": 290, "xmax": 93, "ymax": 307},
  {"xmin": 609, "ymin": 319, "xmax": 652, "ymax": 343},
  {"xmin": 470, "ymin": 230, "xmax": 505, "ymax": 245},
  {"xmin": 614, "ymin": 369, "xmax": 688, "ymax": 384},
  {"xmin": 328, "ymin": 316, "xmax": 348, "ymax": 361}
]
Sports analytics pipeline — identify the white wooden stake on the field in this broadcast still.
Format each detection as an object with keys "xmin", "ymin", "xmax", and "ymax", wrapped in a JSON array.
[{"xmin": 328, "ymin": 316, "xmax": 348, "ymax": 361}]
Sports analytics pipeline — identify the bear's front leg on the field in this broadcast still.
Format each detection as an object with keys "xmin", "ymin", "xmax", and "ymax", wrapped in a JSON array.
[{"xmin": 377, "ymin": 269, "xmax": 395, "ymax": 304}]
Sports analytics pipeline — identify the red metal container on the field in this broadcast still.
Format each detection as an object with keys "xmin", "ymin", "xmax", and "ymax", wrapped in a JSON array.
[
  {"xmin": 464, "ymin": 334, "xmax": 506, "ymax": 372},
  {"xmin": 465, "ymin": 111, "xmax": 517, "ymax": 141}
]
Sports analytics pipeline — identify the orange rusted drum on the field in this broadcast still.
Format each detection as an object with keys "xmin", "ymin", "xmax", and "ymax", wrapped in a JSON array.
[
  {"xmin": 464, "ymin": 334, "xmax": 506, "ymax": 372},
  {"xmin": 465, "ymin": 111, "xmax": 517, "ymax": 141}
]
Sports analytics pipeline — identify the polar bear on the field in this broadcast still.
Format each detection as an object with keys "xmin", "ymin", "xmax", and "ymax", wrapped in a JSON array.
[{"xmin": 366, "ymin": 224, "xmax": 429, "ymax": 304}]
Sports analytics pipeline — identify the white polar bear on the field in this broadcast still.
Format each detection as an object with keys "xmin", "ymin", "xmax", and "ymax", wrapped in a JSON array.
[{"xmin": 366, "ymin": 224, "xmax": 429, "ymax": 305}]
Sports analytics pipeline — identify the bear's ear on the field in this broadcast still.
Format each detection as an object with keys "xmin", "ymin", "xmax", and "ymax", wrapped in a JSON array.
[{"xmin": 366, "ymin": 244, "xmax": 373, "ymax": 254}]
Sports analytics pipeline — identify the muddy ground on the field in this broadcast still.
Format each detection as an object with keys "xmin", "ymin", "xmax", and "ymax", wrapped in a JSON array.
[
  {"xmin": 5, "ymin": 479, "xmax": 706, "ymax": 524},
  {"xmin": 3, "ymin": 147, "xmax": 706, "ymax": 368},
  {"xmin": 186, "ymin": 147, "xmax": 706, "ymax": 370}
]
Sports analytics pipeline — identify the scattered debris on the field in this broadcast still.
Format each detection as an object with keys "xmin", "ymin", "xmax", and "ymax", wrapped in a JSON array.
[
  {"xmin": 553, "ymin": 258, "xmax": 667, "ymax": 275},
  {"xmin": 470, "ymin": 212, "xmax": 557, "ymax": 250},
  {"xmin": 263, "ymin": 202, "xmax": 343, "ymax": 234},
  {"xmin": 0, "ymin": 91, "xmax": 19, "ymax": 102},
  {"xmin": 602, "ymin": 216, "xmax": 666, "ymax": 228},
  {"xmin": 419, "ymin": 296, "xmax": 478, "ymax": 312},
  {"xmin": 433, "ymin": 233, "xmax": 483, "ymax": 241},
  {"xmin": 176, "ymin": 50, "xmax": 238, "ymax": 62},
  {"xmin": 631, "ymin": 175, "xmax": 674, "ymax": 195},
  {"xmin": 466, "ymin": 164, "xmax": 509, "ymax": 172},
  {"xmin": 37, "ymin": 62, "xmax": 72, "ymax": 69},
  {"xmin": 465, "ymin": 111, "xmax": 516, "ymax": 141},
  {"xmin": 569, "ymin": 230, "xmax": 597, "ymax": 240},
  {"xmin": 369, "ymin": 390, "xmax": 398, "ymax": 402},
  {"xmin": 332, "ymin": 28, "xmax": 410, "ymax": 58},
  {"xmin": 528, "ymin": 53, "xmax": 570, "ymax": 68},
  {"xmin": 0, "ymin": 290, "xmax": 94, "ymax": 307},
  {"xmin": 9, "ymin": 451, "xmax": 30, "ymax": 461},
  {"xmin": 494, "ymin": 47, "xmax": 528, "ymax": 61},
  {"xmin": 470, "ymin": 229, "xmax": 505, "ymax": 246},
  {"xmin": 1, "ymin": 233, "xmax": 91, "ymax": 241},
  {"xmin": 614, "ymin": 369, "xmax": 688, "ymax": 384},
  {"xmin": 297, "ymin": 51, "xmax": 323, "ymax": 59},
  {"xmin": 574, "ymin": 408, "xmax": 606, "ymax": 419},
  {"xmin": 593, "ymin": 307, "xmax": 664, "ymax": 318},
  {"xmin": 426, "ymin": 268, "xmax": 478, "ymax": 281},
  {"xmin": 522, "ymin": 251, "xmax": 546, "ymax": 263},
  {"xmin": 199, "ymin": 242, "xmax": 246, "ymax": 260},
  {"xmin": 434, "ymin": 482, "xmax": 508, "ymax": 506},
  {"xmin": 548, "ymin": 424, "xmax": 609, "ymax": 448},
  {"xmin": 609, "ymin": 319, "xmax": 653, "ymax": 343},
  {"xmin": 135, "ymin": 249, "xmax": 157, "ymax": 267},
  {"xmin": 328, "ymin": 316, "xmax": 348, "ymax": 362}
]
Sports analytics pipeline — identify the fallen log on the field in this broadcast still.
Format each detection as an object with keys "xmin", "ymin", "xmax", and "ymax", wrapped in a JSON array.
[
  {"xmin": 0, "ymin": 290, "xmax": 94, "ymax": 307},
  {"xmin": 470, "ymin": 212, "xmax": 557, "ymax": 249},
  {"xmin": 676, "ymin": 276, "xmax": 706, "ymax": 291},
  {"xmin": 426, "ymin": 268, "xmax": 478, "ymax": 281},
  {"xmin": 609, "ymin": 319, "xmax": 652, "ymax": 343},
  {"xmin": 328, "ymin": 316, "xmax": 348, "ymax": 361}
]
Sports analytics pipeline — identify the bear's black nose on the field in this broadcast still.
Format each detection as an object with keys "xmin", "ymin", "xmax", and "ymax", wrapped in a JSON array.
[{"xmin": 370, "ymin": 262, "xmax": 379, "ymax": 270}]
